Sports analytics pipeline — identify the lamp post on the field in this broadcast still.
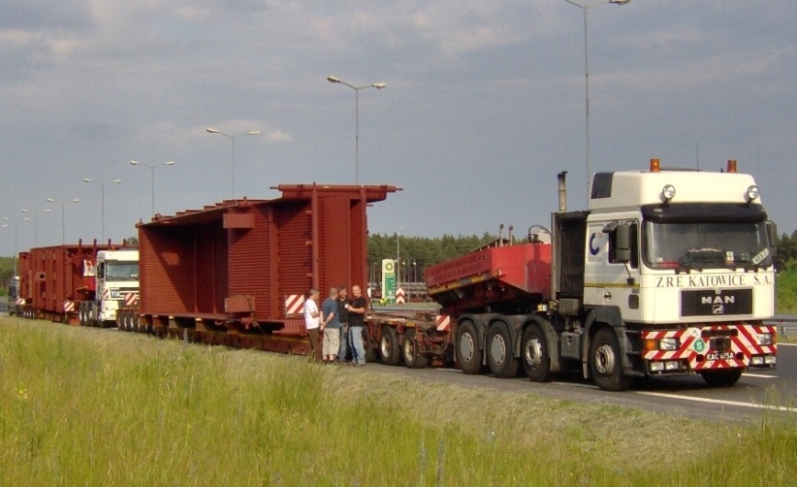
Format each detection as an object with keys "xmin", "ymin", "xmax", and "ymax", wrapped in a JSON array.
[
  {"xmin": 21, "ymin": 208, "xmax": 50, "ymax": 247},
  {"xmin": 563, "ymin": 0, "xmax": 631, "ymax": 200},
  {"xmin": 83, "ymin": 178, "xmax": 121, "ymax": 242},
  {"xmin": 130, "ymin": 160, "xmax": 175, "ymax": 216},
  {"xmin": 206, "ymin": 128, "xmax": 260, "ymax": 199},
  {"xmin": 326, "ymin": 75, "xmax": 387, "ymax": 185},
  {"xmin": 46, "ymin": 198, "xmax": 80, "ymax": 245},
  {"xmin": 2, "ymin": 216, "xmax": 26, "ymax": 276}
]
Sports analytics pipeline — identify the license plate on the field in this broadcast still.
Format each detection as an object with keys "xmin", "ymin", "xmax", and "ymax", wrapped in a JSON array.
[{"xmin": 706, "ymin": 352, "xmax": 735, "ymax": 361}]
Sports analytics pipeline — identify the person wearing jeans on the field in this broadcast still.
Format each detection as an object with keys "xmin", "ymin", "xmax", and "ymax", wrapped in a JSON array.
[
  {"xmin": 303, "ymin": 288, "xmax": 322, "ymax": 362},
  {"xmin": 347, "ymin": 285, "xmax": 368, "ymax": 366},
  {"xmin": 336, "ymin": 286, "xmax": 351, "ymax": 363}
]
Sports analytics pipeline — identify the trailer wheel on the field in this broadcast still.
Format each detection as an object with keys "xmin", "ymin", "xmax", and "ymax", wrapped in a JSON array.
[
  {"xmin": 379, "ymin": 326, "xmax": 401, "ymax": 365},
  {"xmin": 486, "ymin": 323, "xmax": 519, "ymax": 378},
  {"xmin": 700, "ymin": 369, "xmax": 742, "ymax": 387},
  {"xmin": 521, "ymin": 325, "xmax": 552, "ymax": 382},
  {"xmin": 403, "ymin": 329, "xmax": 428, "ymax": 369},
  {"xmin": 456, "ymin": 321, "xmax": 485, "ymax": 375},
  {"xmin": 589, "ymin": 327, "xmax": 629, "ymax": 391}
]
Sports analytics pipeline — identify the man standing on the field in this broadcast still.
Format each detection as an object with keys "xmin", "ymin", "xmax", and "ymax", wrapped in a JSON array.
[
  {"xmin": 336, "ymin": 286, "xmax": 351, "ymax": 363},
  {"xmin": 320, "ymin": 287, "xmax": 341, "ymax": 363},
  {"xmin": 303, "ymin": 288, "xmax": 322, "ymax": 362},
  {"xmin": 347, "ymin": 285, "xmax": 368, "ymax": 366}
]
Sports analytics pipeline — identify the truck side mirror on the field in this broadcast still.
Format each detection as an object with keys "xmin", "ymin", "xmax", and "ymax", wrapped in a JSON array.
[
  {"xmin": 766, "ymin": 221, "xmax": 778, "ymax": 257},
  {"xmin": 615, "ymin": 224, "xmax": 631, "ymax": 263}
]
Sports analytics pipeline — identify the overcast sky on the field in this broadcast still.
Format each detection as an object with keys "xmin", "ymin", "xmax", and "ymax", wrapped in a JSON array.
[{"xmin": 1, "ymin": 1, "xmax": 795, "ymax": 255}]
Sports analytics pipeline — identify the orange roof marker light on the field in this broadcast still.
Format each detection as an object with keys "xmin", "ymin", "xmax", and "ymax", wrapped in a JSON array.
[
  {"xmin": 727, "ymin": 159, "xmax": 738, "ymax": 173},
  {"xmin": 649, "ymin": 158, "xmax": 661, "ymax": 173}
]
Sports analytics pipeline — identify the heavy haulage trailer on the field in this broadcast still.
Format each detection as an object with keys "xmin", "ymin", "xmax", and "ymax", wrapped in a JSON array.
[{"xmin": 421, "ymin": 159, "xmax": 778, "ymax": 390}]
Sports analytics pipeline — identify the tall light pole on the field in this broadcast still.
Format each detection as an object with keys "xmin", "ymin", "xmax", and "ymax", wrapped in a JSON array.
[
  {"xmin": 21, "ymin": 208, "xmax": 50, "ymax": 247},
  {"xmin": 2, "ymin": 216, "xmax": 26, "ymax": 276},
  {"xmin": 326, "ymin": 75, "xmax": 387, "ymax": 185},
  {"xmin": 563, "ymin": 0, "xmax": 631, "ymax": 200},
  {"xmin": 46, "ymin": 198, "xmax": 80, "ymax": 245},
  {"xmin": 130, "ymin": 160, "xmax": 175, "ymax": 216},
  {"xmin": 206, "ymin": 128, "xmax": 260, "ymax": 199},
  {"xmin": 83, "ymin": 178, "xmax": 121, "ymax": 242}
]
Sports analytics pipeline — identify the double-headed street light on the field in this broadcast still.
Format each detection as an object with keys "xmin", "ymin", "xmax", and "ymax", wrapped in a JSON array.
[
  {"xmin": 130, "ymin": 160, "xmax": 175, "ymax": 216},
  {"xmin": 327, "ymin": 75, "xmax": 387, "ymax": 185},
  {"xmin": 46, "ymin": 198, "xmax": 80, "ymax": 245},
  {"xmin": 206, "ymin": 128, "xmax": 260, "ymax": 199},
  {"xmin": 563, "ymin": 0, "xmax": 632, "ymax": 200},
  {"xmin": 83, "ymin": 178, "xmax": 121, "ymax": 242}
]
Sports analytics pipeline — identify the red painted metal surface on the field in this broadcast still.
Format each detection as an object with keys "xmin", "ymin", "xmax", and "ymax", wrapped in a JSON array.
[
  {"xmin": 17, "ymin": 241, "xmax": 128, "ymax": 323},
  {"xmin": 138, "ymin": 184, "xmax": 398, "ymax": 335},
  {"xmin": 425, "ymin": 242, "xmax": 552, "ymax": 315}
]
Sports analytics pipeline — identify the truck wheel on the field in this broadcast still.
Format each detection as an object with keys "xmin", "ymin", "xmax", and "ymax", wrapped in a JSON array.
[
  {"xmin": 486, "ymin": 323, "xmax": 519, "ymax": 378},
  {"xmin": 456, "ymin": 321, "xmax": 485, "ymax": 375},
  {"xmin": 700, "ymin": 369, "xmax": 742, "ymax": 387},
  {"xmin": 403, "ymin": 329, "xmax": 428, "ymax": 369},
  {"xmin": 589, "ymin": 327, "xmax": 629, "ymax": 391},
  {"xmin": 379, "ymin": 326, "xmax": 401, "ymax": 366},
  {"xmin": 521, "ymin": 325, "xmax": 552, "ymax": 382}
]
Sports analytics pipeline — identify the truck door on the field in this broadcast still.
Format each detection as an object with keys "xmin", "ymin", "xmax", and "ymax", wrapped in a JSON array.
[
  {"xmin": 602, "ymin": 221, "xmax": 641, "ymax": 321},
  {"xmin": 583, "ymin": 223, "xmax": 608, "ymax": 307}
]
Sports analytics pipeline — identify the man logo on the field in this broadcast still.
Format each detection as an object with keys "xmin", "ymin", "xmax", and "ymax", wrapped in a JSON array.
[{"xmin": 712, "ymin": 304, "xmax": 725, "ymax": 314}]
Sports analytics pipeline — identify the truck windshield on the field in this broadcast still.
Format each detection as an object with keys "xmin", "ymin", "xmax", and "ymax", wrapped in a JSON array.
[
  {"xmin": 105, "ymin": 263, "xmax": 139, "ymax": 281},
  {"xmin": 644, "ymin": 221, "xmax": 771, "ymax": 270}
]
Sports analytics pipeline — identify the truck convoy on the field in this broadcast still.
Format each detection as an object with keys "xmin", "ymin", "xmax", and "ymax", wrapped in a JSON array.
[
  {"xmin": 424, "ymin": 159, "xmax": 778, "ymax": 390},
  {"xmin": 16, "ymin": 242, "xmax": 137, "ymax": 325},
  {"xmin": 7, "ymin": 160, "xmax": 778, "ymax": 391}
]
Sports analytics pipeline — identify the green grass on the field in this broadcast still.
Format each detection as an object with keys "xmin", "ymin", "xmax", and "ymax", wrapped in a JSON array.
[
  {"xmin": 1, "ymin": 317, "xmax": 797, "ymax": 486},
  {"xmin": 777, "ymin": 267, "xmax": 797, "ymax": 314}
]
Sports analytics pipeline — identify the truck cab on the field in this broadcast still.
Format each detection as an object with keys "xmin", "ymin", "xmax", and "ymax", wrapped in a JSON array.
[
  {"xmin": 81, "ymin": 249, "xmax": 139, "ymax": 327},
  {"xmin": 558, "ymin": 159, "xmax": 777, "ymax": 389},
  {"xmin": 7, "ymin": 276, "xmax": 19, "ymax": 316}
]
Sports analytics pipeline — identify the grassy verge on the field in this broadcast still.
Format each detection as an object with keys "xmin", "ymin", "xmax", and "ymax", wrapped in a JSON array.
[
  {"xmin": 1, "ymin": 317, "xmax": 796, "ymax": 486},
  {"xmin": 777, "ymin": 267, "xmax": 797, "ymax": 314}
]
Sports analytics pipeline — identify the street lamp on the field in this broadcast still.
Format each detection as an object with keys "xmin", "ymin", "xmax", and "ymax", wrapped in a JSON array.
[
  {"xmin": 46, "ymin": 198, "xmax": 80, "ymax": 245},
  {"xmin": 326, "ymin": 75, "xmax": 387, "ymax": 185},
  {"xmin": 563, "ymin": 0, "xmax": 632, "ymax": 200},
  {"xmin": 2, "ymin": 216, "xmax": 27, "ymax": 276},
  {"xmin": 206, "ymin": 127, "xmax": 260, "ymax": 199},
  {"xmin": 130, "ymin": 160, "xmax": 175, "ymax": 216},
  {"xmin": 21, "ymin": 208, "xmax": 50, "ymax": 247},
  {"xmin": 83, "ymin": 178, "xmax": 121, "ymax": 242}
]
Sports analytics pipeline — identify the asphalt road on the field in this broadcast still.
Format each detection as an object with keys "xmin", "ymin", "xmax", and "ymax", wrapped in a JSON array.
[{"xmin": 367, "ymin": 344, "xmax": 797, "ymax": 423}]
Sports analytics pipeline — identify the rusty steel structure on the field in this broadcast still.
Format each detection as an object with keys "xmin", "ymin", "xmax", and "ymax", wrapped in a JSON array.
[{"xmin": 127, "ymin": 184, "xmax": 399, "ymax": 352}]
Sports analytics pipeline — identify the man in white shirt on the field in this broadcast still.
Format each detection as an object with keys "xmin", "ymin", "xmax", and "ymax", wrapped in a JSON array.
[{"xmin": 303, "ymin": 288, "xmax": 322, "ymax": 362}]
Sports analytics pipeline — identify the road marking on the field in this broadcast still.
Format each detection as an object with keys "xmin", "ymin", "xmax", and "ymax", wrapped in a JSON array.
[
  {"xmin": 777, "ymin": 343, "xmax": 797, "ymax": 347},
  {"xmin": 635, "ymin": 391, "xmax": 797, "ymax": 413},
  {"xmin": 742, "ymin": 372, "xmax": 777, "ymax": 379}
]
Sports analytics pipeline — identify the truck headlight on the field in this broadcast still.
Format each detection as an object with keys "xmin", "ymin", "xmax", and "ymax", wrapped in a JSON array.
[
  {"xmin": 660, "ymin": 337, "xmax": 679, "ymax": 351},
  {"xmin": 757, "ymin": 333, "xmax": 773, "ymax": 346}
]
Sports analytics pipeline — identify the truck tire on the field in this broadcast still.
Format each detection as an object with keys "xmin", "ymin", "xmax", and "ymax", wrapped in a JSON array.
[
  {"xmin": 700, "ymin": 369, "xmax": 742, "ymax": 387},
  {"xmin": 521, "ymin": 325, "xmax": 552, "ymax": 382},
  {"xmin": 589, "ymin": 327, "xmax": 629, "ymax": 391},
  {"xmin": 487, "ymin": 323, "xmax": 519, "ymax": 378},
  {"xmin": 403, "ymin": 329, "xmax": 428, "ymax": 369},
  {"xmin": 379, "ymin": 326, "xmax": 401, "ymax": 366},
  {"xmin": 456, "ymin": 321, "xmax": 485, "ymax": 375}
]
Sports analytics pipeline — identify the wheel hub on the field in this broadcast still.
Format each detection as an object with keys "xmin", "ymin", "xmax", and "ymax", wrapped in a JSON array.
[
  {"xmin": 490, "ymin": 334, "xmax": 507, "ymax": 366},
  {"xmin": 459, "ymin": 333, "xmax": 474, "ymax": 362},
  {"xmin": 594, "ymin": 344, "xmax": 615, "ymax": 375},
  {"xmin": 524, "ymin": 337, "xmax": 543, "ymax": 368}
]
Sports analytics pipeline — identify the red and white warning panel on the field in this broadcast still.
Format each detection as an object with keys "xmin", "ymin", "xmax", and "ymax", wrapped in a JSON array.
[
  {"xmin": 284, "ymin": 294, "xmax": 306, "ymax": 317},
  {"xmin": 63, "ymin": 300, "xmax": 76, "ymax": 313},
  {"xmin": 435, "ymin": 315, "xmax": 451, "ymax": 331},
  {"xmin": 396, "ymin": 287, "xmax": 406, "ymax": 305},
  {"xmin": 124, "ymin": 292, "xmax": 138, "ymax": 306}
]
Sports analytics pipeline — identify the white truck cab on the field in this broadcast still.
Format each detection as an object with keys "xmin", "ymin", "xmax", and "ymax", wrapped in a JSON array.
[{"xmin": 80, "ymin": 249, "xmax": 139, "ymax": 327}]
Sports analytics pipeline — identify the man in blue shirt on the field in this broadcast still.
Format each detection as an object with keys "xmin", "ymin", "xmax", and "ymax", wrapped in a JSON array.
[{"xmin": 320, "ymin": 287, "xmax": 341, "ymax": 363}]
